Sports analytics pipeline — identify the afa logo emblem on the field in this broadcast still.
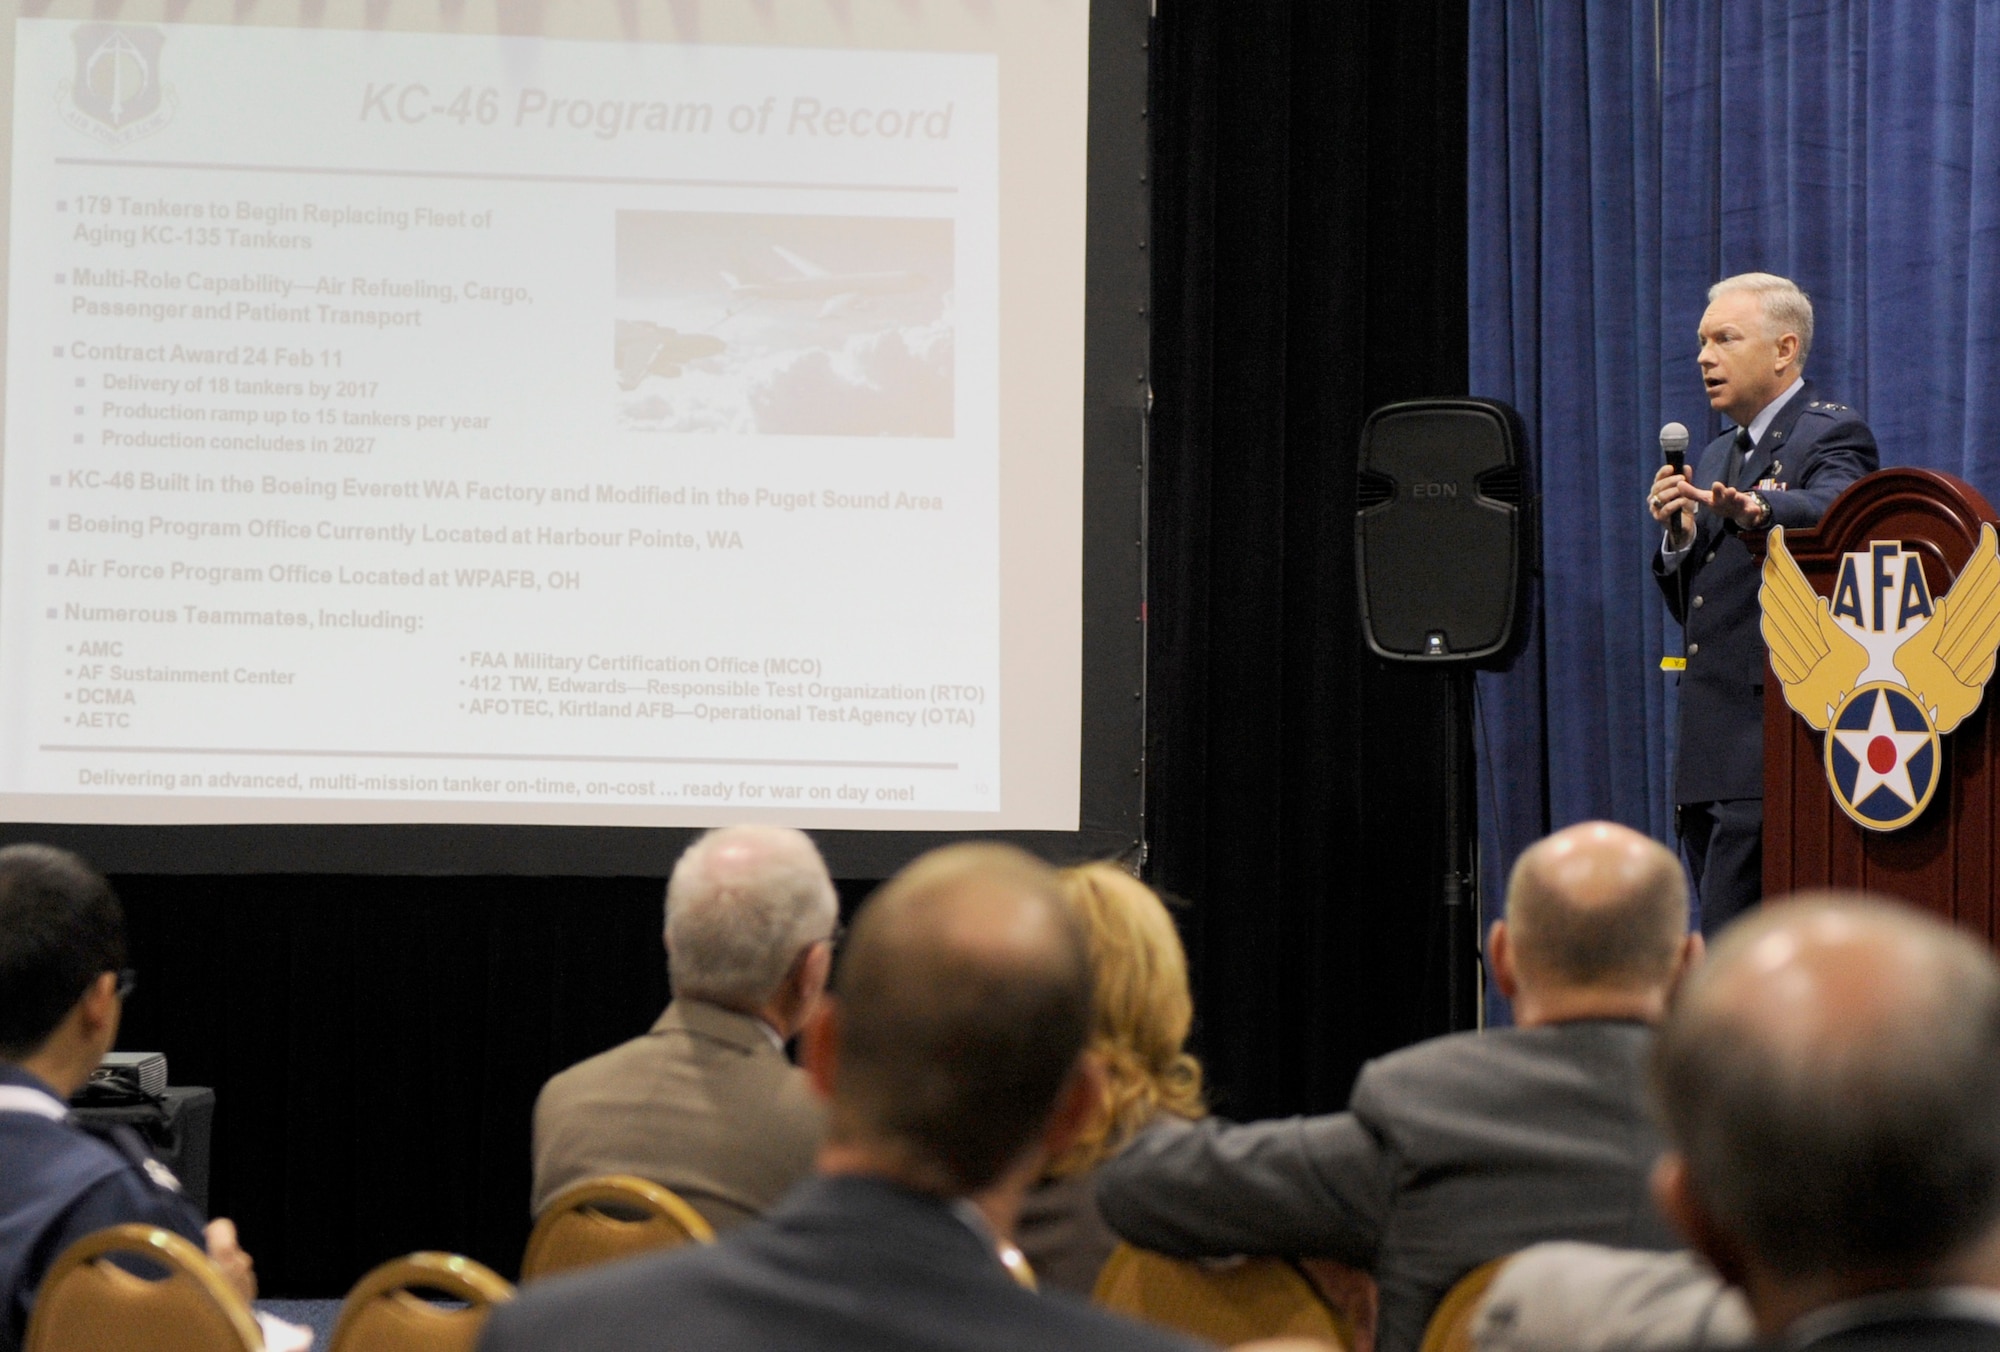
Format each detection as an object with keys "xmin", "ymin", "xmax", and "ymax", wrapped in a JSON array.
[
  {"xmin": 1824, "ymin": 682, "xmax": 1938, "ymax": 830},
  {"xmin": 1761, "ymin": 523, "xmax": 2000, "ymax": 832},
  {"xmin": 57, "ymin": 25, "xmax": 176, "ymax": 147}
]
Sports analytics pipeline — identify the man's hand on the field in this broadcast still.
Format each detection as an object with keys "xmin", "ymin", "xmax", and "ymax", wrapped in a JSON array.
[
  {"xmin": 1649, "ymin": 463, "xmax": 1698, "ymax": 549},
  {"xmin": 205, "ymin": 1217, "xmax": 257, "ymax": 1303},
  {"xmin": 1709, "ymin": 482, "xmax": 1768, "ymax": 530}
]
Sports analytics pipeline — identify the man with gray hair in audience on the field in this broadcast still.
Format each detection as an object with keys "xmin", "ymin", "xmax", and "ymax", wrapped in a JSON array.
[
  {"xmin": 1643, "ymin": 895, "xmax": 2000, "ymax": 1352},
  {"xmin": 1097, "ymin": 820, "xmax": 1699, "ymax": 1352},
  {"xmin": 483, "ymin": 842, "xmax": 1208, "ymax": 1352},
  {"xmin": 530, "ymin": 825, "xmax": 838, "ymax": 1230}
]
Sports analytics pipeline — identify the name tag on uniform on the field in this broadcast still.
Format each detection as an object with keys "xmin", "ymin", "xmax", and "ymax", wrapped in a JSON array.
[{"xmin": 1660, "ymin": 656, "xmax": 1687, "ymax": 672}]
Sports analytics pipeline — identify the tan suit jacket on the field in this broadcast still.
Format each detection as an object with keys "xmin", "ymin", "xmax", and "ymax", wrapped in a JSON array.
[{"xmin": 530, "ymin": 999, "xmax": 824, "ymax": 1231}]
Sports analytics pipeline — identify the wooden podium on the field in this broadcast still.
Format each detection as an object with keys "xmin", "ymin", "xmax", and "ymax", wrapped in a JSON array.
[{"xmin": 1750, "ymin": 468, "xmax": 2000, "ymax": 936}]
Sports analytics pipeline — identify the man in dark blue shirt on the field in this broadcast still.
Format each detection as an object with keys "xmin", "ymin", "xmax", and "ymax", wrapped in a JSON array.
[{"xmin": 0, "ymin": 844, "xmax": 255, "ymax": 1351}]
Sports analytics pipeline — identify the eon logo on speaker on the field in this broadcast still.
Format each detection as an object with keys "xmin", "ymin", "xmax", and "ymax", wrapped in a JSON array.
[{"xmin": 1409, "ymin": 482, "xmax": 1460, "ymax": 498}]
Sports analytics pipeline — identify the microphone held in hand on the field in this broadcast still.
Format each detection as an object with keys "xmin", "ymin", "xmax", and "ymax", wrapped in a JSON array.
[{"xmin": 1660, "ymin": 421, "xmax": 1690, "ymax": 477}]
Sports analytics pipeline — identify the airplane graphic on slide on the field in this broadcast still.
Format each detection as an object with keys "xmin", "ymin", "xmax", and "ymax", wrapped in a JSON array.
[{"xmin": 720, "ymin": 246, "xmax": 927, "ymax": 318}]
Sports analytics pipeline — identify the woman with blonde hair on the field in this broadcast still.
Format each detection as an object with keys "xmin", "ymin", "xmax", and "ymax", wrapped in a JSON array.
[{"xmin": 1016, "ymin": 861, "xmax": 1206, "ymax": 1294}]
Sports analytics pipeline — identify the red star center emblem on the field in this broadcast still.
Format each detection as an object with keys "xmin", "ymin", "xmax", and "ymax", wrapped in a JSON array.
[{"xmin": 1831, "ymin": 691, "xmax": 1933, "ymax": 809}]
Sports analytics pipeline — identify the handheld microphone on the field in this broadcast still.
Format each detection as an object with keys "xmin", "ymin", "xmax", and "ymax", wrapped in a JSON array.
[{"xmin": 1661, "ymin": 421, "xmax": 1689, "ymax": 477}]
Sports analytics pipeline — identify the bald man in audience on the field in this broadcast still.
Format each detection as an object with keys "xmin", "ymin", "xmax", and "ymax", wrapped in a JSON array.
[
  {"xmin": 1650, "ymin": 896, "xmax": 2000, "ymax": 1352},
  {"xmin": 530, "ymin": 825, "xmax": 836, "ymax": 1230},
  {"xmin": 482, "ymin": 843, "xmax": 1208, "ymax": 1352},
  {"xmin": 1097, "ymin": 821, "xmax": 1699, "ymax": 1352}
]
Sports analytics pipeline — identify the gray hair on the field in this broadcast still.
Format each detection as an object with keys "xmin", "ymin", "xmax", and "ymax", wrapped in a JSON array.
[
  {"xmin": 1709, "ymin": 272, "xmax": 1815, "ymax": 366},
  {"xmin": 1652, "ymin": 894, "xmax": 2000, "ymax": 1280},
  {"xmin": 664, "ymin": 826, "xmax": 837, "ymax": 1008}
]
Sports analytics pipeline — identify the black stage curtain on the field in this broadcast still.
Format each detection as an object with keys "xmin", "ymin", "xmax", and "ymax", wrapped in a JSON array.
[
  {"xmin": 107, "ymin": 0, "xmax": 1469, "ymax": 1295},
  {"xmin": 1144, "ymin": 0, "xmax": 1469, "ymax": 1119}
]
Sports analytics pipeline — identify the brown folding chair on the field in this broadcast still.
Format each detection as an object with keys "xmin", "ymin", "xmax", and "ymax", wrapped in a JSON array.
[
  {"xmin": 520, "ymin": 1174, "xmax": 715, "ymax": 1283},
  {"xmin": 1093, "ymin": 1243, "xmax": 1354, "ymax": 1350},
  {"xmin": 326, "ymin": 1250, "xmax": 514, "ymax": 1352},
  {"xmin": 24, "ymin": 1223, "xmax": 261, "ymax": 1352},
  {"xmin": 1417, "ymin": 1257, "xmax": 1512, "ymax": 1352}
]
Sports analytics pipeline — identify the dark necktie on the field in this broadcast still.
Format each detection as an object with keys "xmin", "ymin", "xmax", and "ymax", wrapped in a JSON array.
[{"xmin": 1724, "ymin": 426, "xmax": 1753, "ymax": 487}]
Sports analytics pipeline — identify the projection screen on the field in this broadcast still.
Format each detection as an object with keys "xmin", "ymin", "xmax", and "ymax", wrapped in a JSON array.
[{"xmin": 0, "ymin": 1, "xmax": 1147, "ymax": 874}]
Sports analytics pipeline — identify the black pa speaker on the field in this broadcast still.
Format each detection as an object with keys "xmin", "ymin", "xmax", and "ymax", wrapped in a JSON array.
[{"xmin": 1356, "ymin": 398, "xmax": 1535, "ymax": 668}]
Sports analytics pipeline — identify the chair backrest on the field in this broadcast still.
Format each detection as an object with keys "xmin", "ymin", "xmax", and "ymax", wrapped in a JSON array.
[
  {"xmin": 326, "ymin": 1251, "xmax": 514, "ymax": 1352},
  {"xmin": 1093, "ymin": 1244, "xmax": 1353, "ymax": 1350},
  {"xmin": 520, "ymin": 1174, "xmax": 716, "ymax": 1283},
  {"xmin": 24, "ymin": 1223, "xmax": 263, "ymax": 1352},
  {"xmin": 1417, "ymin": 1257, "xmax": 1511, "ymax": 1352}
]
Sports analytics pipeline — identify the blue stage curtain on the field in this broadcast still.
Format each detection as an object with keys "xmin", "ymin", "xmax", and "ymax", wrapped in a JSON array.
[{"xmin": 1469, "ymin": 0, "xmax": 2000, "ymax": 1015}]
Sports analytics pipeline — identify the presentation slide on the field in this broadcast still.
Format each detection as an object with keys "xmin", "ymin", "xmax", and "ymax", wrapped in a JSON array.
[{"xmin": 0, "ymin": 2, "xmax": 1089, "ymax": 832}]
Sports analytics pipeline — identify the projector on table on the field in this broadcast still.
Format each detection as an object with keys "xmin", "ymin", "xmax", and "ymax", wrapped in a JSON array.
[{"xmin": 86, "ymin": 1051, "xmax": 167, "ymax": 1099}]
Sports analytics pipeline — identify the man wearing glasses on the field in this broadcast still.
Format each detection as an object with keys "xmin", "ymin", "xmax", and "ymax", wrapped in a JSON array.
[{"xmin": 0, "ymin": 843, "xmax": 256, "ymax": 1350}]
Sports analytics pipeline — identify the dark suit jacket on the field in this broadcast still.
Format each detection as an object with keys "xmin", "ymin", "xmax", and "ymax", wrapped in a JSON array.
[
  {"xmin": 1018, "ymin": 1167, "xmax": 1121, "ymax": 1297},
  {"xmin": 1798, "ymin": 1313, "xmax": 2000, "ymax": 1352},
  {"xmin": 1095, "ymin": 1020, "xmax": 1678, "ymax": 1352},
  {"xmin": 477, "ymin": 1175, "xmax": 1211, "ymax": 1352},
  {"xmin": 1653, "ymin": 381, "xmax": 1878, "ymax": 803}
]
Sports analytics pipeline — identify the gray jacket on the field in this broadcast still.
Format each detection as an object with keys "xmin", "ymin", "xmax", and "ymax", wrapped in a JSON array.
[
  {"xmin": 1096, "ymin": 1020, "xmax": 1679, "ymax": 1352},
  {"xmin": 1473, "ymin": 1243, "xmax": 1751, "ymax": 1352}
]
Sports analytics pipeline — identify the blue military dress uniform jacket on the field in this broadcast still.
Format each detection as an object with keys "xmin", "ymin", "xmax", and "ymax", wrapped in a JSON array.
[
  {"xmin": 1653, "ymin": 381, "xmax": 1879, "ymax": 804},
  {"xmin": 0, "ymin": 1063, "xmax": 207, "ymax": 1352}
]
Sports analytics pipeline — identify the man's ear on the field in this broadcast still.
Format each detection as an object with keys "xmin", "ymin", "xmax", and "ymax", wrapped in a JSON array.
[
  {"xmin": 1668, "ymin": 931, "xmax": 1705, "ymax": 1005},
  {"xmin": 77, "ymin": 970, "xmax": 119, "ymax": 1041},
  {"xmin": 796, "ymin": 939, "xmax": 833, "ymax": 1007},
  {"xmin": 800, "ymin": 998, "xmax": 840, "ymax": 1101},
  {"xmin": 1489, "ymin": 920, "xmax": 1520, "ymax": 1002},
  {"xmin": 1774, "ymin": 331, "xmax": 1800, "ymax": 375},
  {"xmin": 1653, "ymin": 1152, "xmax": 1746, "ymax": 1288},
  {"xmin": 1039, "ymin": 1052, "xmax": 1106, "ymax": 1163}
]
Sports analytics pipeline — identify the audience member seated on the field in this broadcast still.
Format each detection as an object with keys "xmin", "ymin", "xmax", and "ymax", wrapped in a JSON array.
[
  {"xmin": 1473, "ymin": 1241, "xmax": 1752, "ymax": 1352},
  {"xmin": 0, "ymin": 844, "xmax": 256, "ymax": 1352},
  {"xmin": 1017, "ymin": 862, "xmax": 1207, "ymax": 1295},
  {"xmin": 478, "ymin": 842, "xmax": 1211, "ymax": 1352},
  {"xmin": 1477, "ymin": 1220, "xmax": 2000, "ymax": 1352},
  {"xmin": 530, "ymin": 825, "xmax": 835, "ymax": 1231},
  {"xmin": 1097, "ymin": 820, "xmax": 1697, "ymax": 1352},
  {"xmin": 1649, "ymin": 894, "xmax": 2000, "ymax": 1352}
]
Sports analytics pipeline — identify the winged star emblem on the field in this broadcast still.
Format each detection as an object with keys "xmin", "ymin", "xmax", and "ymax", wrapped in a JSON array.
[{"xmin": 1760, "ymin": 522, "xmax": 2000, "ymax": 831}]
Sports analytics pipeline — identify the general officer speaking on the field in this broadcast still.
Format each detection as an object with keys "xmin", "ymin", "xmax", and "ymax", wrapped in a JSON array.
[{"xmin": 1648, "ymin": 273, "xmax": 1878, "ymax": 934}]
